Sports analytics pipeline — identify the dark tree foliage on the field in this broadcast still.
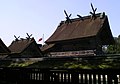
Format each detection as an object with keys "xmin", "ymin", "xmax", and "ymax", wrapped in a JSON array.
[{"xmin": 107, "ymin": 35, "xmax": 120, "ymax": 54}]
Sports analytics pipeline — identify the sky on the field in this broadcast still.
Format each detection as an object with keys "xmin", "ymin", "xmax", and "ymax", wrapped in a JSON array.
[{"xmin": 0, "ymin": 0, "xmax": 120, "ymax": 46}]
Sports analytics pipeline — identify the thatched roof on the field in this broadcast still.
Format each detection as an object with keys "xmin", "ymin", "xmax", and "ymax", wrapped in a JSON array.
[
  {"xmin": 46, "ymin": 13, "xmax": 114, "ymax": 45},
  {"xmin": 9, "ymin": 39, "xmax": 33, "ymax": 53},
  {"xmin": 8, "ymin": 38, "xmax": 42, "ymax": 54}
]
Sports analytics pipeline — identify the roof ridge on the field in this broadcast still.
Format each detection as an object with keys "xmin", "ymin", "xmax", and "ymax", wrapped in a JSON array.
[{"xmin": 59, "ymin": 13, "xmax": 103, "ymax": 26}]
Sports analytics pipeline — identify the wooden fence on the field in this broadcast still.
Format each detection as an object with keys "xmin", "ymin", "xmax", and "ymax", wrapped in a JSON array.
[{"xmin": 0, "ymin": 68, "xmax": 120, "ymax": 84}]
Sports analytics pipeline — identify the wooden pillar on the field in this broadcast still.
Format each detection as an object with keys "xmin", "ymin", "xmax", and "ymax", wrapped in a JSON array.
[
  {"xmin": 95, "ymin": 36, "xmax": 102, "ymax": 55},
  {"xmin": 71, "ymin": 71, "xmax": 79, "ymax": 84}
]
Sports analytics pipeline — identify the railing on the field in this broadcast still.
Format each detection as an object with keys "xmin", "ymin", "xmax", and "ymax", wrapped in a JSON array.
[{"xmin": 0, "ymin": 68, "xmax": 120, "ymax": 84}]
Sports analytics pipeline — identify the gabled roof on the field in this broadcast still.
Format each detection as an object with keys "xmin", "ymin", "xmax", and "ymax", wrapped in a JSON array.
[
  {"xmin": 46, "ymin": 13, "xmax": 114, "ymax": 45},
  {"xmin": 8, "ymin": 38, "xmax": 41, "ymax": 54},
  {"xmin": 0, "ymin": 38, "xmax": 11, "ymax": 54}
]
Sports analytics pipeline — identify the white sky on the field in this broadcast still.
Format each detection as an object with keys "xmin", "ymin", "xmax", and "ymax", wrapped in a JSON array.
[{"xmin": 0, "ymin": 0, "xmax": 120, "ymax": 46}]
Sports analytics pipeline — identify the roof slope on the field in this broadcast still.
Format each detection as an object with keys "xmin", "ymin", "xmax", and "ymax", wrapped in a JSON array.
[
  {"xmin": 46, "ymin": 13, "xmax": 114, "ymax": 45},
  {"xmin": 0, "ymin": 38, "xmax": 11, "ymax": 54},
  {"xmin": 9, "ymin": 38, "xmax": 38, "ymax": 53}
]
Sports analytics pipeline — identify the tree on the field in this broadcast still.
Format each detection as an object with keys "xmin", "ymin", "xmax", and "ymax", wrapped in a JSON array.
[{"xmin": 107, "ymin": 35, "xmax": 120, "ymax": 54}]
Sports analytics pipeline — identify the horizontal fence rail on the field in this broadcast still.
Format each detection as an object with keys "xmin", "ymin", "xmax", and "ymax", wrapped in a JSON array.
[{"xmin": 0, "ymin": 68, "xmax": 120, "ymax": 84}]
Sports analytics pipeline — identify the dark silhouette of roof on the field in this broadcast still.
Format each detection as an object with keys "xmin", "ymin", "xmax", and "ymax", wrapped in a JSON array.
[
  {"xmin": 45, "ymin": 13, "xmax": 114, "ymax": 45},
  {"xmin": 0, "ymin": 38, "xmax": 11, "ymax": 54},
  {"xmin": 9, "ymin": 38, "xmax": 33, "ymax": 53},
  {"xmin": 8, "ymin": 38, "xmax": 43, "ymax": 56},
  {"xmin": 41, "ymin": 44, "xmax": 55, "ymax": 52}
]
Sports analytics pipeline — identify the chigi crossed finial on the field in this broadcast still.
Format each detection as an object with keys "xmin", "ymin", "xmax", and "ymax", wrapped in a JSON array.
[{"xmin": 90, "ymin": 3, "xmax": 97, "ymax": 19}]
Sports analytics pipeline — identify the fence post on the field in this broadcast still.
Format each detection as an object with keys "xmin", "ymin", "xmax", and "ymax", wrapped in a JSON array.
[
  {"xmin": 71, "ymin": 70, "xmax": 79, "ymax": 84},
  {"xmin": 108, "ymin": 74, "xmax": 118, "ymax": 84},
  {"xmin": 44, "ymin": 69, "xmax": 50, "ymax": 84},
  {"xmin": 107, "ymin": 70, "xmax": 118, "ymax": 84}
]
